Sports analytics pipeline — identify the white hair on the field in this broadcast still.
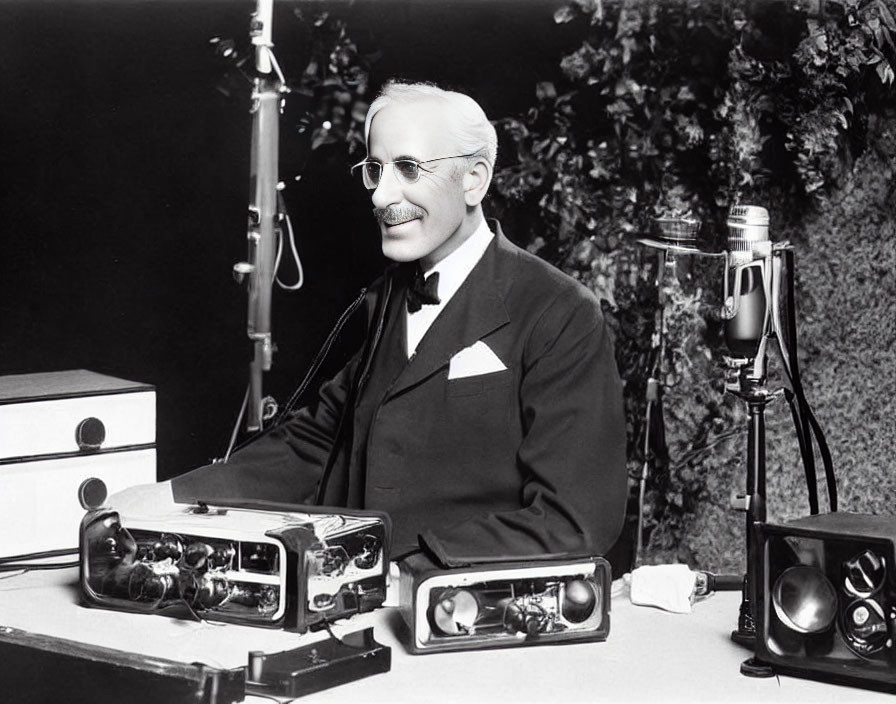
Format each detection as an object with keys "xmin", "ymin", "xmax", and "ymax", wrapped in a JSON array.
[{"xmin": 364, "ymin": 81, "xmax": 498, "ymax": 168}]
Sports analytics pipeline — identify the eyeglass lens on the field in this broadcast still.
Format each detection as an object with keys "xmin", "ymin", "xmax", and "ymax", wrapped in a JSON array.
[{"xmin": 361, "ymin": 160, "xmax": 421, "ymax": 188}]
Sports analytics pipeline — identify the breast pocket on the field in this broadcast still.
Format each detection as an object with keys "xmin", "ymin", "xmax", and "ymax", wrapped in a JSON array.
[{"xmin": 446, "ymin": 369, "xmax": 513, "ymax": 398}]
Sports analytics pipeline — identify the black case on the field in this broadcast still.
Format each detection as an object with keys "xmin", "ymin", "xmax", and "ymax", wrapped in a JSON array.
[{"xmin": 753, "ymin": 512, "xmax": 896, "ymax": 693}]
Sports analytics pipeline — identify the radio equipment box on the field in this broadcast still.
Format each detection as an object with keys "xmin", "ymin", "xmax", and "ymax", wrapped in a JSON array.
[
  {"xmin": 0, "ymin": 370, "xmax": 156, "ymax": 558},
  {"xmin": 753, "ymin": 512, "xmax": 896, "ymax": 693},
  {"xmin": 399, "ymin": 554, "xmax": 611, "ymax": 653},
  {"xmin": 80, "ymin": 501, "xmax": 391, "ymax": 632}
]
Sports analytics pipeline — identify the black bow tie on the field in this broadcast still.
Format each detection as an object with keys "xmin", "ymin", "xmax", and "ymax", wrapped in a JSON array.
[{"xmin": 406, "ymin": 265, "xmax": 441, "ymax": 313}]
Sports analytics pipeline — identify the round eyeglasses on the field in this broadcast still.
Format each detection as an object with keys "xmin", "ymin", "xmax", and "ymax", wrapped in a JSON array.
[{"xmin": 351, "ymin": 153, "xmax": 481, "ymax": 190}]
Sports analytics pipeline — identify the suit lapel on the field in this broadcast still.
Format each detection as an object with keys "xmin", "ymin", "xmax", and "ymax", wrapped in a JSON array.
[{"xmin": 385, "ymin": 227, "xmax": 514, "ymax": 399}]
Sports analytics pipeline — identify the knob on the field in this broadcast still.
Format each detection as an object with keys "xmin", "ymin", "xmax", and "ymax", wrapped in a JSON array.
[
  {"xmin": 76, "ymin": 417, "xmax": 106, "ymax": 451},
  {"xmin": 233, "ymin": 261, "xmax": 255, "ymax": 284},
  {"xmin": 78, "ymin": 477, "xmax": 108, "ymax": 510}
]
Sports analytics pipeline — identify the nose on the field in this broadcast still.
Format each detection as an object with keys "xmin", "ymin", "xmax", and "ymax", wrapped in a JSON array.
[{"xmin": 370, "ymin": 164, "xmax": 402, "ymax": 209}]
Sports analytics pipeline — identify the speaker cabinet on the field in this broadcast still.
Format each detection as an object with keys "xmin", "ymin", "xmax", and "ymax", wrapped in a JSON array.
[
  {"xmin": 399, "ymin": 553, "xmax": 611, "ymax": 654},
  {"xmin": 754, "ymin": 512, "xmax": 896, "ymax": 693}
]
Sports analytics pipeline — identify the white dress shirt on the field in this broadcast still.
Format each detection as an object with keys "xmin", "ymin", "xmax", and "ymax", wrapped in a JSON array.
[{"xmin": 406, "ymin": 218, "xmax": 494, "ymax": 358}]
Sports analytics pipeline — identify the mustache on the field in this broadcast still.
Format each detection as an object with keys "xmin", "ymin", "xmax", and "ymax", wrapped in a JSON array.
[{"xmin": 373, "ymin": 206, "xmax": 425, "ymax": 226}]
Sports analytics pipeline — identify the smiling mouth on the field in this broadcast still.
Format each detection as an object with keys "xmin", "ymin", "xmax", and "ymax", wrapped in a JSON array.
[
  {"xmin": 383, "ymin": 216, "xmax": 419, "ymax": 227},
  {"xmin": 374, "ymin": 206, "xmax": 425, "ymax": 228}
]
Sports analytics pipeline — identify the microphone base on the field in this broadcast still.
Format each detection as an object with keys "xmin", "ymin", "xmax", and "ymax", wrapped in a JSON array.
[
  {"xmin": 731, "ymin": 628, "xmax": 755, "ymax": 649},
  {"xmin": 740, "ymin": 657, "xmax": 775, "ymax": 678},
  {"xmin": 731, "ymin": 583, "xmax": 757, "ymax": 650}
]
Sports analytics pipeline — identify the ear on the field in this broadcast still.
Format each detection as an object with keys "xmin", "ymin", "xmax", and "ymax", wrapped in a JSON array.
[{"xmin": 462, "ymin": 157, "xmax": 492, "ymax": 207}]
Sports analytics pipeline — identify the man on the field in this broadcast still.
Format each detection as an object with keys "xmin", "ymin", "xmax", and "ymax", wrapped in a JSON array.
[{"xmin": 116, "ymin": 81, "xmax": 627, "ymax": 567}]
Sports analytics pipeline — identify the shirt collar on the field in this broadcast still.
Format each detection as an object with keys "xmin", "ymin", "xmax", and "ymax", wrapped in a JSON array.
[{"xmin": 421, "ymin": 218, "xmax": 494, "ymax": 306}]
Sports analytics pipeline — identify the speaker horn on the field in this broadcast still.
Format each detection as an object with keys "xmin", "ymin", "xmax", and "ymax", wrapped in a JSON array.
[{"xmin": 771, "ymin": 565, "xmax": 838, "ymax": 634}]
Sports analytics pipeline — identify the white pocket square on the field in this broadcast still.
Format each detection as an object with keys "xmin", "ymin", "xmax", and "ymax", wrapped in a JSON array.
[{"xmin": 448, "ymin": 341, "xmax": 507, "ymax": 379}]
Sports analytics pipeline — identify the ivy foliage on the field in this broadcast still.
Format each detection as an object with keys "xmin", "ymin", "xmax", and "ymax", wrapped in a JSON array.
[
  {"xmin": 488, "ymin": 0, "xmax": 895, "ymax": 564},
  {"xmin": 287, "ymin": 8, "xmax": 377, "ymax": 159},
  {"xmin": 492, "ymin": 0, "xmax": 896, "ymax": 249}
]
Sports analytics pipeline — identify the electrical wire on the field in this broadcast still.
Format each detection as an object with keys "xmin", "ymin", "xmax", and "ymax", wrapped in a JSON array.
[
  {"xmin": 666, "ymin": 429, "xmax": 741, "ymax": 471},
  {"xmin": 315, "ymin": 275, "xmax": 393, "ymax": 505},
  {"xmin": 223, "ymin": 386, "xmax": 250, "ymax": 463},
  {"xmin": 770, "ymin": 248, "xmax": 836, "ymax": 512},
  {"xmin": 0, "ymin": 571, "xmax": 27, "ymax": 580},
  {"xmin": 274, "ymin": 209, "xmax": 305, "ymax": 291},
  {"xmin": 262, "ymin": 45, "xmax": 287, "ymax": 87},
  {"xmin": 321, "ymin": 619, "xmax": 343, "ymax": 643},
  {"xmin": 0, "ymin": 561, "xmax": 79, "ymax": 572},
  {"xmin": 221, "ymin": 287, "xmax": 369, "ymax": 460},
  {"xmin": 0, "ymin": 546, "xmax": 79, "ymax": 574},
  {"xmin": 0, "ymin": 547, "xmax": 77, "ymax": 564},
  {"xmin": 278, "ymin": 287, "xmax": 369, "ymax": 420},
  {"xmin": 768, "ymin": 250, "xmax": 818, "ymax": 513}
]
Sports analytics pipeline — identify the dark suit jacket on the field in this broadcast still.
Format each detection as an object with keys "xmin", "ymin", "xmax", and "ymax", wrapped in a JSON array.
[{"xmin": 172, "ymin": 223, "xmax": 627, "ymax": 567}]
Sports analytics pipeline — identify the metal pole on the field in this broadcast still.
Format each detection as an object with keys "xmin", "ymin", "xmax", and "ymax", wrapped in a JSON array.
[{"xmin": 244, "ymin": 0, "xmax": 279, "ymax": 432}]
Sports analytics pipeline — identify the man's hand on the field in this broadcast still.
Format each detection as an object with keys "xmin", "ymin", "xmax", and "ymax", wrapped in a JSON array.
[{"xmin": 105, "ymin": 480, "xmax": 177, "ymax": 520}]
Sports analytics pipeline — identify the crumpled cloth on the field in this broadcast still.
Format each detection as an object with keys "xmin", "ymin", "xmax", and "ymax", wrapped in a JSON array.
[{"xmin": 628, "ymin": 564, "xmax": 697, "ymax": 614}]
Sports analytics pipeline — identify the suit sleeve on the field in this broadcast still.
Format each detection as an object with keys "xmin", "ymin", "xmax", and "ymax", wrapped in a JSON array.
[
  {"xmin": 171, "ymin": 353, "xmax": 359, "ymax": 506},
  {"xmin": 419, "ymin": 289, "xmax": 628, "ymax": 566}
]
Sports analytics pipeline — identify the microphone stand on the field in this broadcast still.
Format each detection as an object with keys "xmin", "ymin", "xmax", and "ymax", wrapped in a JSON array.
[
  {"xmin": 724, "ymin": 352, "xmax": 774, "ymax": 649},
  {"xmin": 638, "ymin": 224, "xmax": 788, "ymax": 666},
  {"xmin": 235, "ymin": 0, "xmax": 286, "ymax": 433},
  {"xmin": 721, "ymin": 243, "xmax": 789, "ymax": 679},
  {"xmin": 725, "ymin": 239, "xmax": 837, "ymax": 679},
  {"xmin": 641, "ymin": 214, "xmax": 835, "ymax": 677}
]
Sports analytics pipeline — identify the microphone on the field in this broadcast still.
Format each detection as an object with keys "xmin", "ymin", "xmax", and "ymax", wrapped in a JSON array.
[{"xmin": 722, "ymin": 205, "xmax": 772, "ymax": 358}]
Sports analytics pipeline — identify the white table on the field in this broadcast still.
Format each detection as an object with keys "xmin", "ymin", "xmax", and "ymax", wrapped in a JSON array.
[{"xmin": 0, "ymin": 567, "xmax": 890, "ymax": 703}]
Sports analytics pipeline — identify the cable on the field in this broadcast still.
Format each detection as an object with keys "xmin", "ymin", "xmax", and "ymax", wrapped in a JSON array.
[
  {"xmin": 321, "ymin": 619, "xmax": 343, "ymax": 643},
  {"xmin": 783, "ymin": 385, "xmax": 818, "ymax": 512},
  {"xmin": 274, "ymin": 209, "xmax": 305, "ymax": 291},
  {"xmin": 778, "ymin": 249, "xmax": 837, "ymax": 511},
  {"xmin": 0, "ymin": 561, "xmax": 79, "ymax": 572},
  {"xmin": 223, "ymin": 385, "xmax": 251, "ymax": 462},
  {"xmin": 0, "ymin": 547, "xmax": 77, "ymax": 564},
  {"xmin": 777, "ymin": 250, "xmax": 819, "ymax": 513},
  {"xmin": 0, "ymin": 546, "xmax": 78, "ymax": 575},
  {"xmin": 223, "ymin": 286, "xmax": 369, "ymax": 459},
  {"xmin": 769, "ymin": 252, "xmax": 817, "ymax": 514},
  {"xmin": 263, "ymin": 45, "xmax": 287, "ymax": 87},
  {"xmin": 314, "ymin": 274, "xmax": 393, "ymax": 505},
  {"xmin": 279, "ymin": 286, "xmax": 369, "ymax": 419}
]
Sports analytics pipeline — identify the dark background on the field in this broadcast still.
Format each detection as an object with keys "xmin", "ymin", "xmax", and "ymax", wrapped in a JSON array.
[{"xmin": 0, "ymin": 0, "xmax": 576, "ymax": 480}]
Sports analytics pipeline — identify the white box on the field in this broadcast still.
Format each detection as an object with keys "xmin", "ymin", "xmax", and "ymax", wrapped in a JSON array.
[{"xmin": 0, "ymin": 369, "xmax": 157, "ymax": 557}]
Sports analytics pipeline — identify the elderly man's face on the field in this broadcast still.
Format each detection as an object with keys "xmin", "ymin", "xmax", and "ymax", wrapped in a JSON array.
[{"xmin": 367, "ymin": 101, "xmax": 472, "ymax": 268}]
